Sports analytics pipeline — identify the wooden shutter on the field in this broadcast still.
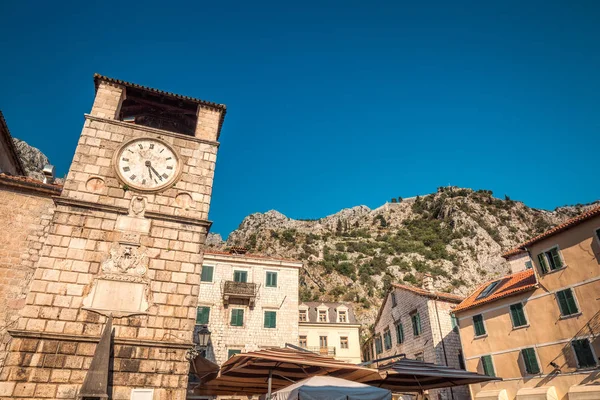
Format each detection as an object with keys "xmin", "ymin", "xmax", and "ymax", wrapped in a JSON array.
[
  {"xmin": 231, "ymin": 309, "xmax": 243, "ymax": 326},
  {"xmin": 396, "ymin": 323, "xmax": 404, "ymax": 344},
  {"xmin": 201, "ymin": 266, "xmax": 213, "ymax": 282},
  {"xmin": 474, "ymin": 315, "xmax": 486, "ymax": 336},
  {"xmin": 549, "ymin": 248, "xmax": 563, "ymax": 269},
  {"xmin": 537, "ymin": 253, "xmax": 549, "ymax": 273},
  {"xmin": 521, "ymin": 348, "xmax": 540, "ymax": 374},
  {"xmin": 264, "ymin": 311, "xmax": 276, "ymax": 328},
  {"xmin": 510, "ymin": 304, "xmax": 527, "ymax": 327},
  {"xmin": 196, "ymin": 307, "xmax": 210, "ymax": 325},
  {"xmin": 481, "ymin": 355, "xmax": 495, "ymax": 376},
  {"xmin": 557, "ymin": 289, "xmax": 578, "ymax": 316}
]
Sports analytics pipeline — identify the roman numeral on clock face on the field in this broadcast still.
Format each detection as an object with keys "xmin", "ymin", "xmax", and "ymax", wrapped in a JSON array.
[
  {"xmin": 162, "ymin": 173, "xmax": 169, "ymax": 179},
  {"xmin": 130, "ymin": 174, "xmax": 136, "ymax": 180},
  {"xmin": 123, "ymin": 166, "xmax": 130, "ymax": 172}
]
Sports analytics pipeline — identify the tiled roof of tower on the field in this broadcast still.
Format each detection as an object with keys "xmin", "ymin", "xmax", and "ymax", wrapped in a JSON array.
[
  {"xmin": 502, "ymin": 205, "xmax": 600, "ymax": 258},
  {"xmin": 203, "ymin": 249, "xmax": 301, "ymax": 264},
  {"xmin": 93, "ymin": 74, "xmax": 227, "ymax": 111},
  {"xmin": 391, "ymin": 283, "xmax": 464, "ymax": 304},
  {"xmin": 0, "ymin": 173, "xmax": 63, "ymax": 194},
  {"xmin": 453, "ymin": 269, "xmax": 537, "ymax": 313}
]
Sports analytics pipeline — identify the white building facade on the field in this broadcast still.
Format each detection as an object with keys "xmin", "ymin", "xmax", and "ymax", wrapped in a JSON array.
[
  {"xmin": 298, "ymin": 302, "xmax": 362, "ymax": 364},
  {"xmin": 197, "ymin": 250, "xmax": 301, "ymax": 366}
]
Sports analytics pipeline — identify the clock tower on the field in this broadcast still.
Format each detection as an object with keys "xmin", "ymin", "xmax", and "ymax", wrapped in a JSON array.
[{"xmin": 0, "ymin": 74, "xmax": 225, "ymax": 399}]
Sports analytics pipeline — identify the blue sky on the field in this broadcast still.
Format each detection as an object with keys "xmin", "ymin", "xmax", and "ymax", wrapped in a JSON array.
[{"xmin": 1, "ymin": 1, "xmax": 598, "ymax": 237}]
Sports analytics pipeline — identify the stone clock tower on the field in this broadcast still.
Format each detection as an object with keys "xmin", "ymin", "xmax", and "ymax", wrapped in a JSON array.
[{"xmin": 0, "ymin": 74, "xmax": 225, "ymax": 399}]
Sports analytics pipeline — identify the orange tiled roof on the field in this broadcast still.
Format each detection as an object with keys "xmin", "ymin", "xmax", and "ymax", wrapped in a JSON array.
[
  {"xmin": 453, "ymin": 269, "xmax": 537, "ymax": 313},
  {"xmin": 391, "ymin": 283, "xmax": 464, "ymax": 304},
  {"xmin": 203, "ymin": 249, "xmax": 301, "ymax": 264},
  {"xmin": 0, "ymin": 173, "xmax": 62, "ymax": 194},
  {"xmin": 502, "ymin": 205, "xmax": 600, "ymax": 258}
]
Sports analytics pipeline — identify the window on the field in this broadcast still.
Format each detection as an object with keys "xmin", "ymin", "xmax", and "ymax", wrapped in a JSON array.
[
  {"xmin": 395, "ymin": 322, "xmax": 404, "ymax": 344},
  {"xmin": 299, "ymin": 335, "xmax": 307, "ymax": 347},
  {"xmin": 264, "ymin": 311, "xmax": 277, "ymax": 328},
  {"xmin": 196, "ymin": 306, "xmax": 210, "ymax": 325},
  {"xmin": 572, "ymin": 339, "xmax": 597, "ymax": 368},
  {"xmin": 473, "ymin": 314, "xmax": 486, "ymax": 337},
  {"xmin": 319, "ymin": 310, "xmax": 327, "ymax": 322},
  {"xmin": 299, "ymin": 310, "xmax": 307, "ymax": 322},
  {"xmin": 233, "ymin": 270, "xmax": 248, "ymax": 283},
  {"xmin": 556, "ymin": 288, "xmax": 579, "ymax": 316},
  {"xmin": 537, "ymin": 247, "xmax": 563, "ymax": 273},
  {"xmin": 415, "ymin": 352, "xmax": 424, "ymax": 361},
  {"xmin": 200, "ymin": 265, "xmax": 213, "ymax": 282},
  {"xmin": 510, "ymin": 303, "xmax": 528, "ymax": 328},
  {"xmin": 411, "ymin": 312, "xmax": 422, "ymax": 336},
  {"xmin": 525, "ymin": 260, "xmax": 533, "ymax": 270},
  {"xmin": 375, "ymin": 336, "xmax": 383, "ymax": 354},
  {"xmin": 319, "ymin": 336, "xmax": 328, "ymax": 348},
  {"xmin": 338, "ymin": 311, "xmax": 347, "ymax": 323},
  {"xmin": 596, "ymin": 228, "xmax": 600, "ymax": 243},
  {"xmin": 391, "ymin": 292, "xmax": 397, "ymax": 307},
  {"xmin": 451, "ymin": 314, "xmax": 459, "ymax": 332},
  {"xmin": 228, "ymin": 349, "xmax": 241, "ymax": 359},
  {"xmin": 230, "ymin": 309, "xmax": 244, "ymax": 326},
  {"xmin": 383, "ymin": 329, "xmax": 392, "ymax": 350},
  {"xmin": 340, "ymin": 336, "xmax": 349, "ymax": 349},
  {"xmin": 266, "ymin": 271, "xmax": 277, "ymax": 287},
  {"xmin": 476, "ymin": 280, "xmax": 502, "ymax": 299},
  {"xmin": 481, "ymin": 355, "xmax": 495, "ymax": 376},
  {"xmin": 521, "ymin": 348, "xmax": 540, "ymax": 374}
]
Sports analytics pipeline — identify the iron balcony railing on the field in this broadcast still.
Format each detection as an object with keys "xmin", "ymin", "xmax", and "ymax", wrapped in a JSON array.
[{"xmin": 303, "ymin": 346, "xmax": 336, "ymax": 356}]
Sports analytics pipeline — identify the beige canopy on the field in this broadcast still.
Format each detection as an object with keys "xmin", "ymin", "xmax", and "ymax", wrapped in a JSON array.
[{"xmin": 192, "ymin": 348, "xmax": 380, "ymax": 396}]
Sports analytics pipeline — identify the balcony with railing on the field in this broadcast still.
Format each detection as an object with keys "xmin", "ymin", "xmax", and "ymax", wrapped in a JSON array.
[
  {"xmin": 222, "ymin": 281, "xmax": 259, "ymax": 308},
  {"xmin": 302, "ymin": 346, "xmax": 336, "ymax": 356}
]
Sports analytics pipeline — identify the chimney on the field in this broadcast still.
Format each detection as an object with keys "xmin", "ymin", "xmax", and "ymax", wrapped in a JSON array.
[
  {"xmin": 423, "ymin": 273, "xmax": 434, "ymax": 292},
  {"xmin": 42, "ymin": 164, "xmax": 55, "ymax": 184}
]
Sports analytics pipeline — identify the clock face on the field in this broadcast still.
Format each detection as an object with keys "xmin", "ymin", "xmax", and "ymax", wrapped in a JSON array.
[{"xmin": 115, "ymin": 138, "xmax": 180, "ymax": 191}]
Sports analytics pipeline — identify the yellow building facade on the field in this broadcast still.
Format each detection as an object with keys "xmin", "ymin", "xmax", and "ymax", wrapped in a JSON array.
[{"xmin": 454, "ymin": 206, "xmax": 600, "ymax": 400}]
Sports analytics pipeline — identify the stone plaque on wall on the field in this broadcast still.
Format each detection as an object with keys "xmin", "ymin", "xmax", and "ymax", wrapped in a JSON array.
[{"xmin": 83, "ymin": 279, "xmax": 149, "ymax": 315}]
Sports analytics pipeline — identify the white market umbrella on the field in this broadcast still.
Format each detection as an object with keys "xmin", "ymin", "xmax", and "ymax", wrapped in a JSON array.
[{"xmin": 268, "ymin": 375, "xmax": 391, "ymax": 400}]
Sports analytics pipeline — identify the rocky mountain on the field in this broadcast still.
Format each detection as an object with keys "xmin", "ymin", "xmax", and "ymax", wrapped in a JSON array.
[
  {"xmin": 12, "ymin": 138, "xmax": 50, "ymax": 181},
  {"xmin": 208, "ymin": 187, "xmax": 597, "ymax": 329}
]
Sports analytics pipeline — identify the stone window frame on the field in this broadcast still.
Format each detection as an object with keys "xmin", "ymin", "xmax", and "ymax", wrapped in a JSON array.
[
  {"xmin": 200, "ymin": 264, "xmax": 215, "ymax": 283},
  {"xmin": 264, "ymin": 310, "xmax": 277, "ymax": 329},
  {"xmin": 336, "ymin": 305, "xmax": 349, "ymax": 323},
  {"xmin": 317, "ymin": 305, "xmax": 329, "ymax": 323},
  {"xmin": 233, "ymin": 269, "xmax": 249, "ymax": 283},
  {"xmin": 536, "ymin": 245, "xmax": 566, "ymax": 275},
  {"xmin": 340, "ymin": 336, "xmax": 349, "ymax": 349},
  {"xmin": 299, "ymin": 309, "xmax": 308, "ymax": 322},
  {"xmin": 265, "ymin": 270, "xmax": 278, "ymax": 288},
  {"xmin": 299, "ymin": 335, "xmax": 308, "ymax": 348}
]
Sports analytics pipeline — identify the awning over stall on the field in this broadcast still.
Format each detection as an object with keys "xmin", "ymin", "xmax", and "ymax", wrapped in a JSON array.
[{"xmin": 568, "ymin": 384, "xmax": 600, "ymax": 400}]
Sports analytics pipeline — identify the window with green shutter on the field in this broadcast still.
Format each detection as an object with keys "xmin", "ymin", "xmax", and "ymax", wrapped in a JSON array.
[
  {"xmin": 572, "ymin": 339, "xmax": 597, "ymax": 368},
  {"xmin": 525, "ymin": 261, "xmax": 533, "ymax": 270},
  {"xmin": 230, "ymin": 309, "xmax": 244, "ymax": 326},
  {"xmin": 510, "ymin": 303, "xmax": 528, "ymax": 328},
  {"xmin": 375, "ymin": 336, "xmax": 383, "ymax": 354},
  {"xmin": 201, "ymin": 265, "xmax": 214, "ymax": 282},
  {"xmin": 481, "ymin": 355, "xmax": 495, "ymax": 377},
  {"xmin": 264, "ymin": 311, "xmax": 277, "ymax": 328},
  {"xmin": 521, "ymin": 348, "xmax": 540, "ymax": 374},
  {"xmin": 196, "ymin": 306, "xmax": 210, "ymax": 325},
  {"xmin": 411, "ymin": 312, "xmax": 422, "ymax": 336},
  {"xmin": 545, "ymin": 247, "xmax": 563, "ymax": 271},
  {"xmin": 395, "ymin": 322, "xmax": 404, "ymax": 344},
  {"xmin": 228, "ymin": 349, "xmax": 241, "ymax": 359},
  {"xmin": 266, "ymin": 272, "xmax": 278, "ymax": 287},
  {"xmin": 537, "ymin": 253, "xmax": 549, "ymax": 274},
  {"xmin": 233, "ymin": 270, "xmax": 248, "ymax": 283},
  {"xmin": 383, "ymin": 329, "xmax": 392, "ymax": 350},
  {"xmin": 473, "ymin": 314, "xmax": 486, "ymax": 336},
  {"xmin": 556, "ymin": 289, "xmax": 579, "ymax": 316}
]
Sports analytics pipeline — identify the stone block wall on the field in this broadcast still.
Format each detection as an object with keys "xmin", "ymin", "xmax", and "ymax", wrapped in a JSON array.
[
  {"xmin": 199, "ymin": 253, "xmax": 300, "ymax": 366},
  {"xmin": 0, "ymin": 183, "xmax": 57, "ymax": 369}
]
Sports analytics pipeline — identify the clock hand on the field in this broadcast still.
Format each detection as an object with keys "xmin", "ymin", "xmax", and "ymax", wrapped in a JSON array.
[
  {"xmin": 147, "ymin": 166, "xmax": 153, "ymax": 180},
  {"xmin": 150, "ymin": 166, "xmax": 163, "ymax": 181}
]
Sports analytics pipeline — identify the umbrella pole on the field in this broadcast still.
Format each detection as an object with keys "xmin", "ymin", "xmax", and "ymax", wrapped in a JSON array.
[{"xmin": 267, "ymin": 369, "xmax": 272, "ymax": 399}]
